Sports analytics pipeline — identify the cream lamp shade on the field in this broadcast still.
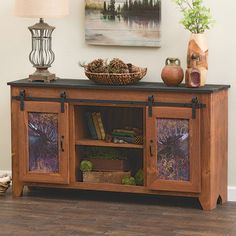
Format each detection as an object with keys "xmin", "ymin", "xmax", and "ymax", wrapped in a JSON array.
[{"xmin": 14, "ymin": 0, "xmax": 69, "ymax": 18}]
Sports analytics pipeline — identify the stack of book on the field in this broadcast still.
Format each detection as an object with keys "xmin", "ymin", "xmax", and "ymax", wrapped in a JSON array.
[
  {"xmin": 85, "ymin": 112, "xmax": 106, "ymax": 140},
  {"xmin": 112, "ymin": 128, "xmax": 143, "ymax": 144}
]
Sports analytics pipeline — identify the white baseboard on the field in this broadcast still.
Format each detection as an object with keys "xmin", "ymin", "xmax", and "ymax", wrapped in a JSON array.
[
  {"xmin": 0, "ymin": 170, "xmax": 235, "ymax": 201},
  {"xmin": 228, "ymin": 186, "xmax": 236, "ymax": 202}
]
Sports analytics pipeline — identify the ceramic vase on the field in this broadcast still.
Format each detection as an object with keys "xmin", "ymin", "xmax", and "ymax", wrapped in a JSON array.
[{"xmin": 161, "ymin": 58, "xmax": 184, "ymax": 86}]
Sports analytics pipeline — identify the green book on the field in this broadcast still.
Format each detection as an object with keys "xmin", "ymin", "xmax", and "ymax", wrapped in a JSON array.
[
  {"xmin": 112, "ymin": 132, "xmax": 135, "ymax": 137},
  {"xmin": 113, "ymin": 129, "xmax": 136, "ymax": 135}
]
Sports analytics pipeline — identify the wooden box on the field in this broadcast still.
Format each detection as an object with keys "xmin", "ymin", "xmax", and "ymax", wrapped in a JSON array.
[
  {"xmin": 83, "ymin": 171, "xmax": 131, "ymax": 184},
  {"xmin": 85, "ymin": 159, "xmax": 129, "ymax": 171}
]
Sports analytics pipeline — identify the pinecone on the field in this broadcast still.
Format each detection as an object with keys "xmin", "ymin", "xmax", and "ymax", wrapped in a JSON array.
[
  {"xmin": 86, "ymin": 59, "xmax": 108, "ymax": 73},
  {"xmin": 108, "ymin": 58, "xmax": 129, "ymax": 73},
  {"xmin": 127, "ymin": 63, "xmax": 141, "ymax": 73}
]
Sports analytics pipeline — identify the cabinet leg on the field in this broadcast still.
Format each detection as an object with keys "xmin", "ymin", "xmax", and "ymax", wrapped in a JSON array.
[
  {"xmin": 198, "ymin": 193, "xmax": 227, "ymax": 210},
  {"xmin": 12, "ymin": 183, "xmax": 24, "ymax": 197},
  {"xmin": 198, "ymin": 196, "xmax": 216, "ymax": 210},
  {"xmin": 217, "ymin": 193, "xmax": 227, "ymax": 205}
]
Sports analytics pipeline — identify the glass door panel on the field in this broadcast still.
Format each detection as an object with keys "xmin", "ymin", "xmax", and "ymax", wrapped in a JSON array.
[
  {"xmin": 157, "ymin": 118, "xmax": 190, "ymax": 181},
  {"xmin": 28, "ymin": 112, "xmax": 59, "ymax": 173}
]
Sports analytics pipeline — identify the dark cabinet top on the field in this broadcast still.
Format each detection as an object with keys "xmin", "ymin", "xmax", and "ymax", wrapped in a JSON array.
[{"xmin": 8, "ymin": 78, "xmax": 230, "ymax": 94}]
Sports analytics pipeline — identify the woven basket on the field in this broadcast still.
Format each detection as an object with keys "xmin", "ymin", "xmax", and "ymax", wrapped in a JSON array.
[
  {"xmin": 0, "ymin": 182, "xmax": 10, "ymax": 194},
  {"xmin": 85, "ymin": 67, "xmax": 147, "ymax": 85}
]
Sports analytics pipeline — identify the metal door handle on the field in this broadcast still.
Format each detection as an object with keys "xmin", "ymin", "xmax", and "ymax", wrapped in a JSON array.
[
  {"xmin": 60, "ymin": 136, "xmax": 65, "ymax": 152},
  {"xmin": 149, "ymin": 140, "xmax": 154, "ymax": 157}
]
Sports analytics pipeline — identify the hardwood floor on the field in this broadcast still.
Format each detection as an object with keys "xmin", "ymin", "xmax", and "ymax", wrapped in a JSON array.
[{"xmin": 0, "ymin": 187, "xmax": 236, "ymax": 236}]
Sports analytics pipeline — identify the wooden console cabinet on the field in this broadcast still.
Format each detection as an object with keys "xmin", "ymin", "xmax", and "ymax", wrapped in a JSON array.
[{"xmin": 8, "ymin": 79, "xmax": 230, "ymax": 210}]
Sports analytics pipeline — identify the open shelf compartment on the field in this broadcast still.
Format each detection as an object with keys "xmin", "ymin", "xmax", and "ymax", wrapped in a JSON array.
[
  {"xmin": 75, "ymin": 146, "xmax": 144, "ymax": 187},
  {"xmin": 74, "ymin": 105, "xmax": 144, "ymax": 145}
]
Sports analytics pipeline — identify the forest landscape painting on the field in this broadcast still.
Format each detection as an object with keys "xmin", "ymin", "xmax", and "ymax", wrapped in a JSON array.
[{"xmin": 85, "ymin": 0, "xmax": 161, "ymax": 47}]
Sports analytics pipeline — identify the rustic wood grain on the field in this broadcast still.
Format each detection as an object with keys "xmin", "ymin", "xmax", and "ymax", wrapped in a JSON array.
[
  {"xmin": 76, "ymin": 139, "xmax": 143, "ymax": 149},
  {"xmin": 198, "ymin": 90, "xmax": 228, "ymax": 210},
  {"xmin": 146, "ymin": 107, "xmax": 201, "ymax": 193},
  {"xmin": 18, "ymin": 102, "xmax": 70, "ymax": 184},
  {"xmin": 11, "ymin": 87, "xmax": 24, "ymax": 197},
  {"xmin": 1, "ymin": 188, "xmax": 236, "ymax": 236},
  {"xmin": 69, "ymin": 104, "xmax": 77, "ymax": 184}
]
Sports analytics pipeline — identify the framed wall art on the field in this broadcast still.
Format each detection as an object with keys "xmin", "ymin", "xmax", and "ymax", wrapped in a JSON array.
[{"xmin": 85, "ymin": 0, "xmax": 161, "ymax": 47}]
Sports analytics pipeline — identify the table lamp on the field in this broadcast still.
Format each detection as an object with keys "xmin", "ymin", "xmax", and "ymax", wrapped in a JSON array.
[{"xmin": 14, "ymin": 0, "xmax": 69, "ymax": 82}]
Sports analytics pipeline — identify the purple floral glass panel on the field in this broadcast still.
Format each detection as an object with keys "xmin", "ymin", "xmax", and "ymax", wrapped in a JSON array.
[
  {"xmin": 28, "ymin": 112, "xmax": 59, "ymax": 173},
  {"xmin": 157, "ymin": 118, "xmax": 189, "ymax": 181}
]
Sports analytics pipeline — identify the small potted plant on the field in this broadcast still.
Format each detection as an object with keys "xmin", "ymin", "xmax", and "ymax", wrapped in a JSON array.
[
  {"xmin": 80, "ymin": 160, "xmax": 93, "ymax": 182},
  {"xmin": 173, "ymin": 0, "xmax": 214, "ymax": 86}
]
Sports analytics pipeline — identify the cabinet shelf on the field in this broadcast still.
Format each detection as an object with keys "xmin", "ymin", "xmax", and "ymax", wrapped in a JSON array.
[
  {"xmin": 73, "ymin": 181, "xmax": 146, "ymax": 194},
  {"xmin": 75, "ymin": 139, "xmax": 143, "ymax": 149}
]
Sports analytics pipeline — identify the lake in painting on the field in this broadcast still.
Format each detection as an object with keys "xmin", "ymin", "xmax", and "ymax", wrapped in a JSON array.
[{"xmin": 85, "ymin": 0, "xmax": 161, "ymax": 47}]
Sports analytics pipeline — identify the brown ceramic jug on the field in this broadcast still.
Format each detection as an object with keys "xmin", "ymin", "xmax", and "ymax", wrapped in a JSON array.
[{"xmin": 161, "ymin": 58, "xmax": 184, "ymax": 86}]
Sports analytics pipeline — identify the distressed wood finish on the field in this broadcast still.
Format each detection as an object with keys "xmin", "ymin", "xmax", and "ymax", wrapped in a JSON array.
[
  {"xmin": 69, "ymin": 104, "xmax": 77, "ymax": 184},
  {"xmin": 198, "ymin": 90, "xmax": 228, "ymax": 210},
  {"xmin": 11, "ymin": 88, "xmax": 24, "ymax": 197},
  {"xmin": 18, "ymin": 102, "xmax": 70, "ymax": 184},
  {"xmin": 8, "ymin": 80, "xmax": 229, "ymax": 210},
  {"xmin": 76, "ymin": 139, "xmax": 143, "ymax": 149}
]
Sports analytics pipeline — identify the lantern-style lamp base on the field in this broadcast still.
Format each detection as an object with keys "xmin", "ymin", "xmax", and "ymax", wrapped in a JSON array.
[
  {"xmin": 14, "ymin": 0, "xmax": 69, "ymax": 83},
  {"xmin": 27, "ymin": 18, "xmax": 56, "ymax": 83},
  {"xmin": 28, "ymin": 68, "xmax": 56, "ymax": 83}
]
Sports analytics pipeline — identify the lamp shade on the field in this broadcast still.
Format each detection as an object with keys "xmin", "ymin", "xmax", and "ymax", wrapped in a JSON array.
[{"xmin": 14, "ymin": 0, "xmax": 69, "ymax": 18}]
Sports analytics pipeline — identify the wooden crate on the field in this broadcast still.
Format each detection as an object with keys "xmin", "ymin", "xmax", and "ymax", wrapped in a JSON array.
[
  {"xmin": 87, "ymin": 159, "xmax": 129, "ymax": 171},
  {"xmin": 83, "ymin": 171, "xmax": 131, "ymax": 184}
]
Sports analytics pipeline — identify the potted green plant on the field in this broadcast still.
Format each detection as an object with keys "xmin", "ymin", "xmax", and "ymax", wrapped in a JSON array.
[
  {"xmin": 80, "ymin": 160, "xmax": 93, "ymax": 172},
  {"xmin": 173, "ymin": 0, "xmax": 214, "ymax": 34},
  {"xmin": 173, "ymin": 0, "xmax": 214, "ymax": 87}
]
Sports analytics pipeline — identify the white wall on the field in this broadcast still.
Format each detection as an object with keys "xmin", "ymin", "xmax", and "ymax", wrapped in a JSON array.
[{"xmin": 0, "ymin": 1, "xmax": 235, "ymax": 191}]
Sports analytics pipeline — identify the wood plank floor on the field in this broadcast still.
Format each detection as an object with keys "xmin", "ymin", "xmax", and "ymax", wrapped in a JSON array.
[{"xmin": 0, "ymin": 187, "xmax": 236, "ymax": 236}]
